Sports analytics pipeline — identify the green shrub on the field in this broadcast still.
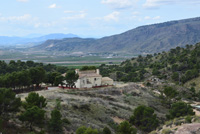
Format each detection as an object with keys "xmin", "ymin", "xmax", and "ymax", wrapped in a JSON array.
[
  {"xmin": 102, "ymin": 127, "xmax": 111, "ymax": 134},
  {"xmin": 76, "ymin": 126, "xmax": 98, "ymax": 134},
  {"xmin": 130, "ymin": 105, "xmax": 159, "ymax": 132},
  {"xmin": 185, "ymin": 116, "xmax": 192, "ymax": 123},
  {"xmin": 0, "ymin": 118, "xmax": 2, "ymax": 131},
  {"xmin": 162, "ymin": 129, "xmax": 172, "ymax": 134},
  {"xmin": 62, "ymin": 118, "xmax": 71, "ymax": 125},
  {"xmin": 166, "ymin": 102, "xmax": 195, "ymax": 119},
  {"xmin": 118, "ymin": 121, "xmax": 137, "ymax": 134},
  {"xmin": 149, "ymin": 131, "xmax": 157, "ymax": 134}
]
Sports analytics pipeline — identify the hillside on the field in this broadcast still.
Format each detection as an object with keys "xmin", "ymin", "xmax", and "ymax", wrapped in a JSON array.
[
  {"xmin": 1, "ymin": 44, "xmax": 200, "ymax": 133},
  {"xmin": 18, "ymin": 84, "xmax": 168, "ymax": 133},
  {"xmin": 99, "ymin": 42, "xmax": 200, "ymax": 92},
  {"xmin": 35, "ymin": 17, "xmax": 200, "ymax": 54}
]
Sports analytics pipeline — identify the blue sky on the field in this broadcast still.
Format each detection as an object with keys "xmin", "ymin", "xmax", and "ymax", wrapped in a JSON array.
[{"xmin": 0, "ymin": 0, "xmax": 200, "ymax": 37}]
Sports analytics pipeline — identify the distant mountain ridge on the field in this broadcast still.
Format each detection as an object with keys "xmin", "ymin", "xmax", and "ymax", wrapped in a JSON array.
[
  {"xmin": 0, "ymin": 33, "xmax": 78, "ymax": 47},
  {"xmin": 36, "ymin": 17, "xmax": 200, "ymax": 54}
]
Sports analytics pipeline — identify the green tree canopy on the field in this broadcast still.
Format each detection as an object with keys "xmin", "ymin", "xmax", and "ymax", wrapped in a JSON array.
[
  {"xmin": 45, "ymin": 72, "xmax": 61, "ymax": 86},
  {"xmin": 0, "ymin": 117, "xmax": 3, "ymax": 131},
  {"xmin": 102, "ymin": 127, "xmax": 111, "ymax": 134},
  {"xmin": 65, "ymin": 70, "xmax": 79, "ymax": 88},
  {"xmin": 29, "ymin": 67, "xmax": 46, "ymax": 87},
  {"xmin": 0, "ymin": 88, "xmax": 21, "ymax": 116},
  {"xmin": 48, "ymin": 109, "xmax": 63, "ymax": 133},
  {"xmin": 19, "ymin": 106, "xmax": 45, "ymax": 131},
  {"xmin": 54, "ymin": 75, "xmax": 64, "ymax": 86},
  {"xmin": 76, "ymin": 126, "xmax": 87, "ymax": 134},
  {"xmin": 163, "ymin": 86, "xmax": 178, "ymax": 99},
  {"xmin": 23, "ymin": 92, "xmax": 47, "ymax": 109},
  {"xmin": 130, "ymin": 105, "xmax": 159, "ymax": 132},
  {"xmin": 118, "ymin": 121, "xmax": 137, "ymax": 134},
  {"xmin": 80, "ymin": 66, "xmax": 96, "ymax": 71},
  {"xmin": 166, "ymin": 102, "xmax": 195, "ymax": 119},
  {"xmin": 76, "ymin": 126, "xmax": 98, "ymax": 134}
]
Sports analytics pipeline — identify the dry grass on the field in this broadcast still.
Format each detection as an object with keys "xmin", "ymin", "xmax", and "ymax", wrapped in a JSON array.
[
  {"xmin": 184, "ymin": 76, "xmax": 200, "ymax": 90},
  {"xmin": 18, "ymin": 83, "xmax": 168, "ymax": 131}
]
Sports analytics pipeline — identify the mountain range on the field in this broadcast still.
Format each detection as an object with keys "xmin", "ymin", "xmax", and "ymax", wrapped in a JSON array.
[
  {"xmin": 35, "ymin": 17, "xmax": 200, "ymax": 54},
  {"xmin": 0, "ymin": 33, "xmax": 78, "ymax": 47}
]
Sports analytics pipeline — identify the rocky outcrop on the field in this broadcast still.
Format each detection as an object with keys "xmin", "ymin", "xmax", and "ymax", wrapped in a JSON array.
[{"xmin": 175, "ymin": 123, "xmax": 200, "ymax": 134}]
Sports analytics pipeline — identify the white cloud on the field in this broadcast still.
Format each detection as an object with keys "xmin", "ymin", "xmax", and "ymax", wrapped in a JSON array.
[
  {"xmin": 0, "ymin": 14, "xmax": 46, "ymax": 28},
  {"xmin": 34, "ymin": 22, "xmax": 56, "ymax": 28},
  {"xmin": 144, "ymin": 16, "xmax": 151, "ymax": 20},
  {"xmin": 143, "ymin": 0, "xmax": 172, "ymax": 8},
  {"xmin": 34, "ymin": 23, "xmax": 41, "ymax": 28},
  {"xmin": 64, "ymin": 10, "xmax": 75, "ymax": 14},
  {"xmin": 49, "ymin": 4, "xmax": 57, "ymax": 9},
  {"xmin": 101, "ymin": 0, "xmax": 135, "ymax": 9},
  {"xmin": 17, "ymin": 0, "xmax": 28, "ymax": 2},
  {"xmin": 104, "ymin": 11, "xmax": 120, "ymax": 21},
  {"xmin": 153, "ymin": 16, "xmax": 161, "ymax": 20},
  {"xmin": 144, "ymin": 16, "xmax": 161, "ymax": 20},
  {"xmin": 132, "ymin": 11, "xmax": 140, "ymax": 15},
  {"xmin": 0, "ymin": 14, "xmax": 32, "ymax": 21},
  {"xmin": 143, "ymin": 0, "xmax": 200, "ymax": 9},
  {"xmin": 62, "ymin": 11, "xmax": 86, "ymax": 20}
]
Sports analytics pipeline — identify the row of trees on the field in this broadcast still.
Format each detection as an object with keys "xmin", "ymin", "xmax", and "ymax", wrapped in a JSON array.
[
  {"xmin": 0, "ymin": 67, "xmax": 46, "ymax": 89},
  {"xmin": 0, "ymin": 65, "xmax": 80, "ymax": 91},
  {"xmin": 0, "ymin": 60, "xmax": 71, "ymax": 91},
  {"xmin": 0, "ymin": 60, "xmax": 68, "ymax": 75}
]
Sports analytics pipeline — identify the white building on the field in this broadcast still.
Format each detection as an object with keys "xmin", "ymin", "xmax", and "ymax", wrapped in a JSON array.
[{"xmin": 64, "ymin": 69, "xmax": 113, "ymax": 89}]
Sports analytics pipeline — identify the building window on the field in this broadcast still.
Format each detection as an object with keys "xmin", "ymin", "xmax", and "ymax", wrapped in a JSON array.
[
  {"xmin": 83, "ymin": 80, "xmax": 85, "ymax": 84},
  {"xmin": 94, "ymin": 78, "xmax": 96, "ymax": 81},
  {"xmin": 87, "ymin": 79, "xmax": 91, "ymax": 84}
]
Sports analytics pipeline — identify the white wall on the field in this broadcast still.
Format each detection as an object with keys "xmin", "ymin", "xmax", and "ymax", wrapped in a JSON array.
[{"xmin": 77, "ymin": 76, "xmax": 102, "ymax": 88}]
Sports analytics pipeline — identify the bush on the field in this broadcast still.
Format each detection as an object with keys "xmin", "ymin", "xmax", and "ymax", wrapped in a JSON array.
[
  {"xmin": 185, "ymin": 116, "xmax": 192, "ymax": 123},
  {"xmin": 162, "ymin": 129, "xmax": 173, "ymax": 134},
  {"xmin": 76, "ymin": 126, "xmax": 87, "ymax": 134},
  {"xmin": 166, "ymin": 102, "xmax": 195, "ymax": 119},
  {"xmin": 48, "ymin": 109, "xmax": 63, "ymax": 133},
  {"xmin": 130, "ymin": 105, "xmax": 159, "ymax": 132},
  {"xmin": 118, "ymin": 121, "xmax": 137, "ymax": 134},
  {"xmin": 149, "ymin": 131, "xmax": 157, "ymax": 134},
  {"xmin": 146, "ymin": 82, "xmax": 152, "ymax": 87},
  {"xmin": 163, "ymin": 86, "xmax": 178, "ymax": 99},
  {"xmin": 62, "ymin": 118, "xmax": 71, "ymax": 125},
  {"xmin": 102, "ymin": 127, "xmax": 111, "ymax": 134},
  {"xmin": 0, "ymin": 118, "xmax": 2, "ymax": 131},
  {"xmin": 76, "ymin": 126, "xmax": 98, "ymax": 134},
  {"xmin": 23, "ymin": 92, "xmax": 47, "ymax": 109}
]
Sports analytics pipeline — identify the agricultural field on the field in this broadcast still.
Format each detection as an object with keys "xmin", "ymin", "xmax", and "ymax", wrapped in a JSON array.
[{"xmin": 0, "ymin": 49, "xmax": 136, "ymax": 67}]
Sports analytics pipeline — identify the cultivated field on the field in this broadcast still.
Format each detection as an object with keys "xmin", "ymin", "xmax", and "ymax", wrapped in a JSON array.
[{"xmin": 0, "ymin": 49, "xmax": 135, "ymax": 67}]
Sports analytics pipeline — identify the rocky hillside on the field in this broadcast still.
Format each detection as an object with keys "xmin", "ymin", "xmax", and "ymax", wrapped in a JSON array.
[
  {"xmin": 18, "ymin": 83, "xmax": 167, "ymax": 133},
  {"xmin": 35, "ymin": 17, "xmax": 200, "ymax": 54}
]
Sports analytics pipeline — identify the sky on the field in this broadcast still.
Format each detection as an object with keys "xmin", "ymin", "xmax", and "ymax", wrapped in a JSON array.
[{"xmin": 0, "ymin": 0, "xmax": 200, "ymax": 38}]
